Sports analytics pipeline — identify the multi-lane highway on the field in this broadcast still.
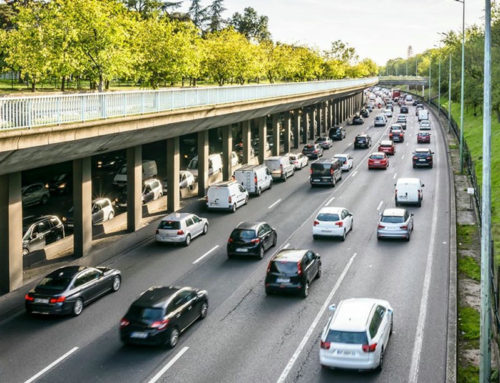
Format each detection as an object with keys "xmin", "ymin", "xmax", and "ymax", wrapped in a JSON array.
[{"xmin": 0, "ymin": 100, "xmax": 451, "ymax": 383}]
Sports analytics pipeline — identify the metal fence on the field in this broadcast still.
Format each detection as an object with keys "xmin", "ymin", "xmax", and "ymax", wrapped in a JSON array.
[{"xmin": 0, "ymin": 77, "xmax": 377, "ymax": 131}]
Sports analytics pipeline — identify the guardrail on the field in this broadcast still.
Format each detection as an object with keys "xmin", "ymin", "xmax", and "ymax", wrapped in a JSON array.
[
  {"xmin": 0, "ymin": 77, "xmax": 377, "ymax": 131},
  {"xmin": 378, "ymin": 76, "xmax": 428, "ymax": 81}
]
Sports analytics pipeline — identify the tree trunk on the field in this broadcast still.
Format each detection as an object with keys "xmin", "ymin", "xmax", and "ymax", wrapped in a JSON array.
[
  {"xmin": 61, "ymin": 76, "xmax": 66, "ymax": 91},
  {"xmin": 105, "ymin": 80, "xmax": 110, "ymax": 90},
  {"xmin": 31, "ymin": 78, "xmax": 36, "ymax": 92},
  {"xmin": 182, "ymin": 78, "xmax": 185, "ymax": 87},
  {"xmin": 98, "ymin": 73, "xmax": 103, "ymax": 92}
]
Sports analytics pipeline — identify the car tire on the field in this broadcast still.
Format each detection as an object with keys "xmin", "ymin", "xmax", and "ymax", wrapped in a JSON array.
[
  {"xmin": 245, "ymin": 196, "xmax": 249, "ymax": 205},
  {"xmin": 199, "ymin": 302, "xmax": 208, "ymax": 319},
  {"xmin": 231, "ymin": 204, "xmax": 237, "ymax": 213},
  {"xmin": 390, "ymin": 318, "xmax": 394, "ymax": 335},
  {"xmin": 265, "ymin": 288, "xmax": 272, "ymax": 296},
  {"xmin": 316, "ymin": 265, "xmax": 322, "ymax": 279},
  {"xmin": 203, "ymin": 224, "xmax": 208, "ymax": 235},
  {"xmin": 350, "ymin": 220, "xmax": 354, "ymax": 232},
  {"xmin": 167, "ymin": 327, "xmax": 180, "ymax": 349},
  {"xmin": 377, "ymin": 348, "xmax": 384, "ymax": 372},
  {"xmin": 282, "ymin": 174, "xmax": 287, "ymax": 182},
  {"xmin": 258, "ymin": 246, "xmax": 264, "ymax": 259},
  {"xmin": 257, "ymin": 187, "xmax": 262, "ymax": 196},
  {"xmin": 268, "ymin": 181, "xmax": 273, "ymax": 190},
  {"xmin": 72, "ymin": 298, "xmax": 83, "ymax": 317},
  {"xmin": 313, "ymin": 234, "xmax": 318, "ymax": 240},
  {"xmin": 112, "ymin": 275, "xmax": 121, "ymax": 292},
  {"xmin": 184, "ymin": 234, "xmax": 191, "ymax": 246},
  {"xmin": 332, "ymin": 177, "xmax": 336, "ymax": 188},
  {"xmin": 341, "ymin": 230, "xmax": 346, "ymax": 241},
  {"xmin": 272, "ymin": 233, "xmax": 277, "ymax": 247},
  {"xmin": 41, "ymin": 195, "xmax": 48, "ymax": 205},
  {"xmin": 417, "ymin": 199, "xmax": 422, "ymax": 207},
  {"xmin": 301, "ymin": 282, "xmax": 309, "ymax": 298}
]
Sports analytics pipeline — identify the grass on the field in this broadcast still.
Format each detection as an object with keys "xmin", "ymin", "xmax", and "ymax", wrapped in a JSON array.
[
  {"xmin": 458, "ymin": 256, "xmax": 481, "ymax": 281},
  {"xmin": 457, "ymin": 224, "xmax": 477, "ymax": 248},
  {"xmin": 458, "ymin": 365, "xmax": 479, "ymax": 383},
  {"xmin": 458, "ymin": 306, "xmax": 480, "ymax": 343}
]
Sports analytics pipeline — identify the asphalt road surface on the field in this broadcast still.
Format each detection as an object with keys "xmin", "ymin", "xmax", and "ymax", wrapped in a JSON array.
[{"xmin": 0, "ymin": 103, "xmax": 451, "ymax": 383}]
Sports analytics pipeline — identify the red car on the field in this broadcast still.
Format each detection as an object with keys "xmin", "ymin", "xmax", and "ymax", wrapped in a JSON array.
[
  {"xmin": 368, "ymin": 152, "xmax": 389, "ymax": 170},
  {"xmin": 389, "ymin": 129, "xmax": 404, "ymax": 143},
  {"xmin": 417, "ymin": 132, "xmax": 431, "ymax": 144},
  {"xmin": 378, "ymin": 140, "xmax": 395, "ymax": 155}
]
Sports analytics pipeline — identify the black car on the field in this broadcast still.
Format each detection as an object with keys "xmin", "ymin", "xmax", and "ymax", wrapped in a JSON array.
[
  {"xmin": 354, "ymin": 134, "xmax": 372, "ymax": 149},
  {"xmin": 351, "ymin": 115, "xmax": 364, "ymax": 125},
  {"xmin": 400, "ymin": 106, "xmax": 409, "ymax": 114},
  {"xmin": 302, "ymin": 143, "xmax": 323, "ymax": 159},
  {"xmin": 227, "ymin": 222, "xmax": 277, "ymax": 259},
  {"xmin": 23, "ymin": 215, "xmax": 65, "ymax": 257},
  {"xmin": 360, "ymin": 109, "xmax": 369, "ymax": 118},
  {"xmin": 265, "ymin": 249, "xmax": 321, "ymax": 298},
  {"xmin": 25, "ymin": 266, "xmax": 121, "ymax": 316},
  {"xmin": 412, "ymin": 148, "xmax": 434, "ymax": 168},
  {"xmin": 329, "ymin": 126, "xmax": 346, "ymax": 141},
  {"xmin": 93, "ymin": 154, "xmax": 125, "ymax": 171},
  {"xmin": 120, "ymin": 286, "xmax": 208, "ymax": 348},
  {"xmin": 413, "ymin": 100, "xmax": 419, "ymax": 106},
  {"xmin": 48, "ymin": 173, "xmax": 72, "ymax": 195}
]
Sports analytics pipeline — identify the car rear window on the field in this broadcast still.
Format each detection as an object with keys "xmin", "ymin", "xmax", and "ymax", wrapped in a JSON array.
[
  {"xmin": 326, "ymin": 330, "xmax": 368, "ymax": 345},
  {"xmin": 370, "ymin": 154, "xmax": 385, "ymax": 159},
  {"xmin": 317, "ymin": 213, "xmax": 340, "ymax": 221},
  {"xmin": 230, "ymin": 229, "xmax": 256, "ymax": 240},
  {"xmin": 356, "ymin": 137, "xmax": 366, "ymax": 142},
  {"xmin": 127, "ymin": 306, "xmax": 164, "ymax": 321},
  {"xmin": 381, "ymin": 215, "xmax": 404, "ymax": 223},
  {"xmin": 311, "ymin": 163, "xmax": 332, "ymax": 175},
  {"xmin": 335, "ymin": 157, "xmax": 346, "ymax": 164},
  {"xmin": 303, "ymin": 145, "xmax": 314, "ymax": 151},
  {"xmin": 158, "ymin": 220, "xmax": 180, "ymax": 230},
  {"xmin": 38, "ymin": 277, "xmax": 72, "ymax": 292},
  {"xmin": 380, "ymin": 143, "xmax": 391, "ymax": 147},
  {"xmin": 265, "ymin": 160, "xmax": 280, "ymax": 169},
  {"xmin": 270, "ymin": 261, "xmax": 298, "ymax": 275}
]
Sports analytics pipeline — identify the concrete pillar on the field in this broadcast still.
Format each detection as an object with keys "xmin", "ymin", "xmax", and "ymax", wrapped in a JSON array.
[
  {"xmin": 257, "ymin": 117, "xmax": 267, "ymax": 164},
  {"xmin": 0, "ymin": 172, "xmax": 22, "ymax": 293},
  {"xmin": 242, "ymin": 120, "xmax": 252, "ymax": 164},
  {"xmin": 328, "ymin": 101, "xmax": 333, "ymax": 129},
  {"xmin": 323, "ymin": 103, "xmax": 328, "ymax": 133},
  {"xmin": 315, "ymin": 106, "xmax": 321, "ymax": 136},
  {"xmin": 334, "ymin": 101, "xmax": 339, "ymax": 125},
  {"xmin": 167, "ymin": 137, "xmax": 180, "ymax": 212},
  {"xmin": 293, "ymin": 110, "xmax": 300, "ymax": 149},
  {"xmin": 302, "ymin": 110, "xmax": 308, "ymax": 144},
  {"xmin": 127, "ymin": 146, "xmax": 142, "ymax": 232},
  {"xmin": 222, "ymin": 125, "xmax": 233, "ymax": 180},
  {"xmin": 197, "ymin": 130, "xmax": 209, "ymax": 197},
  {"xmin": 283, "ymin": 112, "xmax": 291, "ymax": 153},
  {"xmin": 272, "ymin": 114, "xmax": 280, "ymax": 156},
  {"xmin": 73, "ymin": 157, "xmax": 92, "ymax": 258},
  {"xmin": 308, "ymin": 109, "xmax": 314, "ymax": 140}
]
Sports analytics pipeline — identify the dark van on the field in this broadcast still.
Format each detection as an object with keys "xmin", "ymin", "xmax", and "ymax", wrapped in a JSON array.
[
  {"xmin": 310, "ymin": 158, "xmax": 342, "ymax": 187},
  {"xmin": 329, "ymin": 126, "xmax": 346, "ymax": 141}
]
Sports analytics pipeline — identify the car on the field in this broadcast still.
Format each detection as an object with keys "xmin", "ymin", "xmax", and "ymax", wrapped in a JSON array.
[
  {"xmin": 415, "ymin": 105, "xmax": 424, "ymax": 116},
  {"xmin": 374, "ymin": 114, "xmax": 387, "ymax": 127},
  {"xmin": 368, "ymin": 152, "xmax": 389, "ymax": 170},
  {"xmin": 377, "ymin": 208, "xmax": 414, "ymax": 241},
  {"xmin": 389, "ymin": 123, "xmax": 403, "ymax": 132},
  {"xmin": 206, "ymin": 181, "xmax": 248, "ymax": 212},
  {"xmin": 412, "ymin": 148, "xmax": 434, "ymax": 168},
  {"xmin": 188, "ymin": 153, "xmax": 223, "ymax": 179},
  {"xmin": 395, "ymin": 177, "xmax": 425, "ymax": 207},
  {"xmin": 120, "ymin": 286, "xmax": 208, "ymax": 348},
  {"xmin": 419, "ymin": 120, "xmax": 431, "ymax": 130},
  {"xmin": 227, "ymin": 221, "xmax": 277, "ymax": 259},
  {"xmin": 400, "ymin": 106, "xmax": 409, "ymax": 114},
  {"xmin": 417, "ymin": 109, "xmax": 429, "ymax": 121},
  {"xmin": 315, "ymin": 136, "xmax": 333, "ymax": 149},
  {"xmin": 25, "ymin": 266, "xmax": 121, "ymax": 316},
  {"xmin": 113, "ymin": 160, "xmax": 158, "ymax": 188},
  {"xmin": 265, "ymin": 156, "xmax": 295, "ymax": 181},
  {"xmin": 313, "ymin": 207, "xmax": 353, "ymax": 240},
  {"xmin": 289, "ymin": 153, "xmax": 308, "ymax": 170},
  {"xmin": 354, "ymin": 134, "xmax": 372, "ymax": 149},
  {"xmin": 155, "ymin": 213, "xmax": 208, "ymax": 246},
  {"xmin": 366, "ymin": 104, "xmax": 373, "ymax": 112},
  {"xmin": 417, "ymin": 132, "xmax": 431, "ymax": 144},
  {"xmin": 94, "ymin": 154, "xmax": 125, "ymax": 171},
  {"xmin": 302, "ymin": 143, "xmax": 323, "ymax": 159},
  {"xmin": 265, "ymin": 249, "xmax": 321, "ymax": 298},
  {"xmin": 383, "ymin": 108, "xmax": 392, "ymax": 118},
  {"xmin": 329, "ymin": 126, "xmax": 346, "ymax": 141},
  {"xmin": 115, "ymin": 178, "xmax": 163, "ymax": 210},
  {"xmin": 310, "ymin": 158, "xmax": 342, "ymax": 187},
  {"xmin": 378, "ymin": 140, "xmax": 395, "ymax": 155},
  {"xmin": 413, "ymin": 100, "xmax": 419, "ymax": 106},
  {"xmin": 351, "ymin": 115, "xmax": 364, "ymax": 125},
  {"xmin": 91, "ymin": 198, "xmax": 115, "ymax": 224},
  {"xmin": 333, "ymin": 153, "xmax": 353, "ymax": 171},
  {"xmin": 163, "ymin": 171, "xmax": 196, "ymax": 195},
  {"xmin": 319, "ymin": 298, "xmax": 393, "ymax": 371},
  {"xmin": 22, "ymin": 183, "xmax": 50, "ymax": 207},
  {"xmin": 396, "ymin": 115, "xmax": 407, "ymax": 129},
  {"xmin": 234, "ymin": 164, "xmax": 273, "ymax": 195},
  {"xmin": 389, "ymin": 129, "xmax": 404, "ymax": 143},
  {"xmin": 360, "ymin": 109, "xmax": 369, "ymax": 118},
  {"xmin": 47, "ymin": 173, "xmax": 72, "ymax": 195},
  {"xmin": 23, "ymin": 215, "xmax": 65, "ymax": 256}
]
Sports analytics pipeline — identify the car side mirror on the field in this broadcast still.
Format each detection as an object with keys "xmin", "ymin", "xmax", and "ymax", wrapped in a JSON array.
[
  {"xmin": 328, "ymin": 304, "xmax": 336, "ymax": 312},
  {"xmin": 422, "ymin": 184, "xmax": 425, "ymax": 187}
]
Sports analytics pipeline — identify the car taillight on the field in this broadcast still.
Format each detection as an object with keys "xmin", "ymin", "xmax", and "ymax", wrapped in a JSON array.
[
  {"xmin": 418, "ymin": 190, "xmax": 422, "ymax": 199},
  {"xmin": 251, "ymin": 238, "xmax": 260, "ymax": 244},
  {"xmin": 413, "ymin": 156, "xmax": 418, "ymax": 160},
  {"xmin": 228, "ymin": 238, "xmax": 233, "ymax": 243},
  {"xmin": 228, "ymin": 196, "xmax": 232, "ymax": 203},
  {"xmin": 177, "ymin": 230, "xmax": 184, "ymax": 235},
  {"xmin": 400, "ymin": 225, "xmax": 408, "ymax": 229},
  {"xmin": 49, "ymin": 296, "xmax": 66, "ymax": 304},
  {"xmin": 297, "ymin": 261, "xmax": 302, "ymax": 275},
  {"xmin": 151, "ymin": 319, "xmax": 169, "ymax": 330},
  {"xmin": 313, "ymin": 220, "xmax": 319, "ymax": 226},
  {"xmin": 267, "ymin": 262, "xmax": 272, "ymax": 273},
  {"xmin": 335, "ymin": 221, "xmax": 343, "ymax": 227},
  {"xmin": 25, "ymin": 294, "xmax": 34, "ymax": 301},
  {"xmin": 254, "ymin": 176, "xmax": 258, "ymax": 185},
  {"xmin": 156, "ymin": 229, "xmax": 159, "ymax": 234},
  {"xmin": 330, "ymin": 168, "xmax": 334, "ymax": 175},
  {"xmin": 362, "ymin": 343, "xmax": 377, "ymax": 353},
  {"xmin": 427, "ymin": 156, "xmax": 432, "ymax": 160},
  {"xmin": 320, "ymin": 340, "xmax": 331, "ymax": 350},
  {"xmin": 309, "ymin": 168, "xmax": 312, "ymax": 174},
  {"xmin": 314, "ymin": 150, "xmax": 319, "ymax": 154},
  {"xmin": 120, "ymin": 318, "xmax": 130, "ymax": 328},
  {"xmin": 378, "ymin": 224, "xmax": 385, "ymax": 229}
]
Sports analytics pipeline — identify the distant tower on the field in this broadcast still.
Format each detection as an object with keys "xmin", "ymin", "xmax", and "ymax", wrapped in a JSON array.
[{"xmin": 407, "ymin": 45, "xmax": 413, "ymax": 59}]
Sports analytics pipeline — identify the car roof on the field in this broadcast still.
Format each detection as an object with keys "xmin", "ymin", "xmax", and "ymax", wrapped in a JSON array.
[
  {"xmin": 415, "ymin": 148, "xmax": 431, "ymax": 153},
  {"xmin": 273, "ymin": 249, "xmax": 307, "ymax": 262},
  {"xmin": 236, "ymin": 221, "xmax": 263, "ymax": 230},
  {"xmin": 318, "ymin": 207, "xmax": 344, "ymax": 215},
  {"xmin": 370, "ymin": 152, "xmax": 385, "ymax": 156},
  {"xmin": 133, "ymin": 286, "xmax": 183, "ymax": 308},
  {"xmin": 391, "ymin": 124, "xmax": 402, "ymax": 127},
  {"xmin": 46, "ymin": 266, "xmax": 87, "ymax": 279},
  {"xmin": 397, "ymin": 177, "xmax": 421, "ymax": 184},
  {"xmin": 382, "ymin": 208, "xmax": 406, "ymax": 216},
  {"xmin": 380, "ymin": 140, "xmax": 393, "ymax": 145},
  {"xmin": 210, "ymin": 180, "xmax": 238, "ymax": 187},
  {"xmin": 356, "ymin": 134, "xmax": 369, "ymax": 138},
  {"xmin": 334, "ymin": 153, "xmax": 349, "ymax": 157},
  {"xmin": 265, "ymin": 156, "xmax": 283, "ymax": 161},
  {"xmin": 331, "ymin": 298, "xmax": 379, "ymax": 332},
  {"xmin": 314, "ymin": 158, "xmax": 338, "ymax": 164},
  {"xmin": 237, "ymin": 164, "xmax": 267, "ymax": 171},
  {"xmin": 161, "ymin": 213, "xmax": 193, "ymax": 221}
]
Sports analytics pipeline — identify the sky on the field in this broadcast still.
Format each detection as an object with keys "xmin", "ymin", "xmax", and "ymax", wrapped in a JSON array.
[{"xmin": 181, "ymin": 0, "xmax": 486, "ymax": 65}]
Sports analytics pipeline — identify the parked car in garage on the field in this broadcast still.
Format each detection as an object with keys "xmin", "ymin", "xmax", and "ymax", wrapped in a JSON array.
[
  {"xmin": 47, "ymin": 173, "xmax": 72, "ymax": 195},
  {"xmin": 23, "ymin": 215, "xmax": 65, "ymax": 257},
  {"xmin": 22, "ymin": 183, "xmax": 50, "ymax": 207}
]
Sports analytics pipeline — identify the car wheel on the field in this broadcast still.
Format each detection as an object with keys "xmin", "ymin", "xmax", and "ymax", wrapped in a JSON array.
[
  {"xmin": 257, "ymin": 187, "xmax": 262, "ymax": 196},
  {"xmin": 316, "ymin": 265, "xmax": 322, "ymax": 279},
  {"xmin": 72, "ymin": 298, "xmax": 83, "ymax": 317},
  {"xmin": 272, "ymin": 233, "xmax": 277, "ymax": 247},
  {"xmin": 231, "ymin": 204, "xmax": 237, "ymax": 213},
  {"xmin": 184, "ymin": 234, "xmax": 191, "ymax": 246},
  {"xmin": 350, "ymin": 220, "xmax": 354, "ymax": 232},
  {"xmin": 390, "ymin": 318, "xmax": 393, "ymax": 335},
  {"xmin": 301, "ymin": 282, "xmax": 309, "ymax": 298},
  {"xmin": 258, "ymin": 245, "xmax": 264, "ymax": 259},
  {"xmin": 265, "ymin": 288, "xmax": 272, "ymax": 296},
  {"xmin": 199, "ymin": 302, "xmax": 208, "ymax": 319},
  {"xmin": 167, "ymin": 327, "xmax": 180, "ymax": 349},
  {"xmin": 341, "ymin": 230, "xmax": 346, "ymax": 241},
  {"xmin": 245, "ymin": 196, "xmax": 249, "ymax": 205},
  {"xmin": 332, "ymin": 177, "xmax": 336, "ymax": 188},
  {"xmin": 282, "ymin": 174, "xmax": 287, "ymax": 182},
  {"xmin": 313, "ymin": 234, "xmax": 318, "ymax": 240},
  {"xmin": 406, "ymin": 233, "xmax": 411, "ymax": 242},
  {"xmin": 417, "ymin": 199, "xmax": 422, "ymax": 207},
  {"xmin": 112, "ymin": 275, "xmax": 121, "ymax": 292},
  {"xmin": 41, "ymin": 195, "xmax": 48, "ymax": 205},
  {"xmin": 227, "ymin": 253, "xmax": 234, "ymax": 259},
  {"xmin": 202, "ymin": 224, "xmax": 208, "ymax": 235},
  {"xmin": 377, "ymin": 348, "xmax": 384, "ymax": 372},
  {"xmin": 108, "ymin": 211, "xmax": 114, "ymax": 220},
  {"xmin": 23, "ymin": 248, "xmax": 29, "ymax": 257},
  {"xmin": 268, "ymin": 181, "xmax": 273, "ymax": 190}
]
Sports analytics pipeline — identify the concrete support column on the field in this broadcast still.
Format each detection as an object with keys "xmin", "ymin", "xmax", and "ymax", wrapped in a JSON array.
[
  {"xmin": 73, "ymin": 157, "xmax": 92, "ymax": 259},
  {"xmin": 329, "ymin": 101, "xmax": 333, "ymax": 128},
  {"xmin": 0, "ymin": 172, "xmax": 22, "ymax": 293},
  {"xmin": 167, "ymin": 137, "xmax": 180, "ymax": 212},
  {"xmin": 308, "ymin": 109, "xmax": 314, "ymax": 140},
  {"xmin": 257, "ymin": 117, "xmax": 267, "ymax": 164},
  {"xmin": 222, "ymin": 125, "xmax": 233, "ymax": 180},
  {"xmin": 334, "ymin": 101, "xmax": 339, "ymax": 125},
  {"xmin": 302, "ymin": 110, "xmax": 308, "ymax": 144},
  {"xmin": 127, "ymin": 146, "xmax": 142, "ymax": 232},
  {"xmin": 283, "ymin": 112, "xmax": 291, "ymax": 153},
  {"xmin": 323, "ymin": 103, "xmax": 328, "ymax": 133},
  {"xmin": 197, "ymin": 130, "xmax": 209, "ymax": 197},
  {"xmin": 272, "ymin": 114, "xmax": 280, "ymax": 156},
  {"xmin": 315, "ymin": 106, "xmax": 321, "ymax": 136},
  {"xmin": 241, "ymin": 121, "xmax": 251, "ymax": 164},
  {"xmin": 293, "ymin": 110, "xmax": 300, "ymax": 148}
]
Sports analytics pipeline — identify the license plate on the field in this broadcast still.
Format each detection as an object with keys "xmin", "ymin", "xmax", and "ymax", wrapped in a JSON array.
[
  {"xmin": 35, "ymin": 298, "xmax": 49, "ymax": 304},
  {"xmin": 419, "ymin": 159, "xmax": 426, "ymax": 162},
  {"xmin": 313, "ymin": 179, "xmax": 320, "ymax": 182},
  {"xmin": 398, "ymin": 195, "xmax": 407, "ymax": 200},
  {"xmin": 276, "ymin": 278, "xmax": 290, "ymax": 283},
  {"xmin": 236, "ymin": 248, "xmax": 248, "ymax": 252},
  {"xmin": 321, "ymin": 230, "xmax": 331, "ymax": 233},
  {"xmin": 130, "ymin": 332, "xmax": 148, "ymax": 339},
  {"xmin": 337, "ymin": 350, "xmax": 353, "ymax": 355}
]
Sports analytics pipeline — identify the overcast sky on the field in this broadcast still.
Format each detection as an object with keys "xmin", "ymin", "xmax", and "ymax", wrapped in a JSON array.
[{"xmin": 182, "ymin": 0, "xmax": 486, "ymax": 65}]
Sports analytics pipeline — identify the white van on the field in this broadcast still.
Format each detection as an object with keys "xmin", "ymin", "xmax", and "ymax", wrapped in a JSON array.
[
  {"xmin": 395, "ymin": 177, "xmax": 425, "ymax": 207},
  {"xmin": 417, "ymin": 109, "xmax": 429, "ymax": 121},
  {"xmin": 206, "ymin": 180, "xmax": 249, "ymax": 212},
  {"xmin": 265, "ymin": 156, "xmax": 295, "ymax": 181},
  {"xmin": 188, "ymin": 153, "xmax": 223, "ymax": 178},
  {"xmin": 234, "ymin": 164, "xmax": 273, "ymax": 196},
  {"xmin": 113, "ymin": 160, "xmax": 158, "ymax": 188}
]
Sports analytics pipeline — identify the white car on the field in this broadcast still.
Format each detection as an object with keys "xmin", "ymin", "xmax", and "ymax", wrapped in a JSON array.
[
  {"xmin": 313, "ymin": 207, "xmax": 353, "ymax": 241},
  {"xmin": 374, "ymin": 114, "xmax": 387, "ymax": 127},
  {"xmin": 383, "ymin": 108, "xmax": 392, "ymax": 118},
  {"xmin": 288, "ymin": 153, "xmax": 308, "ymax": 170},
  {"xmin": 320, "ymin": 298, "xmax": 393, "ymax": 371},
  {"xmin": 91, "ymin": 198, "xmax": 115, "ymax": 224},
  {"xmin": 419, "ymin": 120, "xmax": 431, "ymax": 130},
  {"xmin": 333, "ymin": 154, "xmax": 353, "ymax": 172},
  {"xmin": 155, "ymin": 213, "xmax": 208, "ymax": 246}
]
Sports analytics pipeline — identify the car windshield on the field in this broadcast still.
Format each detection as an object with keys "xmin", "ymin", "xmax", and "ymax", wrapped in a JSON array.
[
  {"xmin": 381, "ymin": 215, "xmax": 405, "ymax": 223},
  {"xmin": 311, "ymin": 163, "xmax": 332, "ymax": 175},
  {"xmin": 270, "ymin": 261, "xmax": 298, "ymax": 275},
  {"xmin": 230, "ymin": 229, "xmax": 256, "ymax": 240},
  {"xmin": 53, "ymin": 174, "xmax": 66, "ymax": 182},
  {"xmin": 356, "ymin": 137, "xmax": 366, "ymax": 142},
  {"xmin": 37, "ymin": 276, "xmax": 72, "ymax": 292},
  {"xmin": 335, "ymin": 157, "xmax": 346, "ymax": 164},
  {"xmin": 317, "ymin": 213, "xmax": 340, "ymax": 221},
  {"xmin": 316, "ymin": 138, "xmax": 326, "ymax": 142},
  {"xmin": 326, "ymin": 330, "xmax": 368, "ymax": 345},
  {"xmin": 127, "ymin": 306, "xmax": 163, "ymax": 322},
  {"xmin": 370, "ymin": 155, "xmax": 384, "ymax": 160},
  {"xmin": 303, "ymin": 145, "xmax": 314, "ymax": 151},
  {"xmin": 158, "ymin": 220, "xmax": 181, "ymax": 230}
]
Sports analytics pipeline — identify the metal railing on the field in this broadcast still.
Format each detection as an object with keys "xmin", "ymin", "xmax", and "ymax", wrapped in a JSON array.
[{"xmin": 0, "ymin": 77, "xmax": 377, "ymax": 131}]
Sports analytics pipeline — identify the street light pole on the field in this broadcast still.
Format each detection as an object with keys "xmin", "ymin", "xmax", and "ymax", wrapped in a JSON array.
[
  {"xmin": 480, "ymin": 0, "xmax": 492, "ymax": 380},
  {"xmin": 449, "ymin": 54, "xmax": 452, "ymax": 133},
  {"xmin": 456, "ymin": 0, "xmax": 466, "ymax": 173}
]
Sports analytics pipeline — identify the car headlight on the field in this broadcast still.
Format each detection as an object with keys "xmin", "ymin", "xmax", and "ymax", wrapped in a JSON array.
[
  {"xmin": 62, "ymin": 217, "xmax": 67, "ymax": 222},
  {"xmin": 45, "ymin": 183, "xmax": 49, "ymax": 188},
  {"xmin": 58, "ymin": 183, "xmax": 66, "ymax": 189}
]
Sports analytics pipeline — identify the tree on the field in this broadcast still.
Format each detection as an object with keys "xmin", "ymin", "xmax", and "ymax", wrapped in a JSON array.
[
  {"xmin": 230, "ymin": 7, "xmax": 270, "ymax": 42},
  {"xmin": 207, "ymin": 0, "xmax": 225, "ymax": 32},
  {"xmin": 122, "ymin": 0, "xmax": 182, "ymax": 17},
  {"xmin": 188, "ymin": 0, "xmax": 207, "ymax": 29},
  {"xmin": 325, "ymin": 40, "xmax": 358, "ymax": 65}
]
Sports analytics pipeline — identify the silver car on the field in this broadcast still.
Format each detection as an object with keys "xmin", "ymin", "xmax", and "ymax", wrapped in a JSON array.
[
  {"xmin": 377, "ymin": 208, "xmax": 414, "ymax": 241},
  {"xmin": 22, "ymin": 183, "xmax": 50, "ymax": 206},
  {"xmin": 155, "ymin": 213, "xmax": 208, "ymax": 246}
]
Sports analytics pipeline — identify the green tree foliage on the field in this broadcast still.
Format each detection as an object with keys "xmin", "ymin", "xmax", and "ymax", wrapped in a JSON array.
[
  {"xmin": 230, "ymin": 7, "xmax": 270, "ymax": 42},
  {"xmin": 188, "ymin": 0, "xmax": 207, "ymax": 29},
  {"xmin": 207, "ymin": 0, "xmax": 225, "ymax": 33}
]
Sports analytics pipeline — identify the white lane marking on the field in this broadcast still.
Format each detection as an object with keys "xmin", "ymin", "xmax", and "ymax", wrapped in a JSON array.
[
  {"xmin": 401, "ymin": 155, "xmax": 405, "ymax": 160},
  {"xmin": 376, "ymin": 200, "xmax": 383, "ymax": 211},
  {"xmin": 408, "ymin": 136, "xmax": 441, "ymax": 383},
  {"xmin": 276, "ymin": 253, "xmax": 358, "ymax": 383},
  {"xmin": 351, "ymin": 171, "xmax": 358, "ymax": 177},
  {"xmin": 347, "ymin": 143, "xmax": 352, "ymax": 147},
  {"xmin": 268, "ymin": 198, "xmax": 282, "ymax": 209},
  {"xmin": 393, "ymin": 172, "xmax": 397, "ymax": 179},
  {"xmin": 24, "ymin": 347, "xmax": 79, "ymax": 383},
  {"xmin": 283, "ymin": 243, "xmax": 290, "ymax": 249},
  {"xmin": 406, "ymin": 143, "xmax": 409, "ymax": 146},
  {"xmin": 192, "ymin": 245, "xmax": 219, "ymax": 265},
  {"xmin": 147, "ymin": 346, "xmax": 189, "ymax": 383},
  {"xmin": 325, "ymin": 197, "xmax": 335, "ymax": 206}
]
